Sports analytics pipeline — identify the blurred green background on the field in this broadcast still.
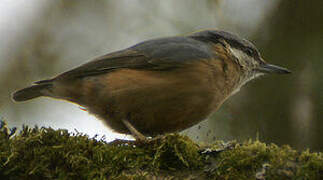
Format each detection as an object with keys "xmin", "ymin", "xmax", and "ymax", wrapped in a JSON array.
[{"xmin": 1, "ymin": 1, "xmax": 322, "ymax": 150}]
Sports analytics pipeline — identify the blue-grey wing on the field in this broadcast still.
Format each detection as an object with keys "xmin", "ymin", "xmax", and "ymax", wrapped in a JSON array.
[
  {"xmin": 130, "ymin": 36, "xmax": 213, "ymax": 64},
  {"xmin": 57, "ymin": 36, "xmax": 213, "ymax": 79}
]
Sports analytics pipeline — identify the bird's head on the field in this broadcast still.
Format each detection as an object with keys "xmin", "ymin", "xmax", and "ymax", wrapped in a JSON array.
[{"xmin": 190, "ymin": 30, "xmax": 291, "ymax": 89}]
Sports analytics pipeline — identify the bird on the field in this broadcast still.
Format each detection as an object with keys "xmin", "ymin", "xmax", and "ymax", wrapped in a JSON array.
[{"xmin": 12, "ymin": 29, "xmax": 291, "ymax": 141}]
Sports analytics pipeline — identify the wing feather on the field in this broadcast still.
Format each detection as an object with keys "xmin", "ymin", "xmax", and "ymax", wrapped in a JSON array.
[{"xmin": 56, "ymin": 36, "xmax": 213, "ymax": 79}]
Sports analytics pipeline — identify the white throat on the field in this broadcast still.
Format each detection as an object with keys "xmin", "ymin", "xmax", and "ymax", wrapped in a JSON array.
[{"xmin": 228, "ymin": 47, "xmax": 264, "ymax": 96}]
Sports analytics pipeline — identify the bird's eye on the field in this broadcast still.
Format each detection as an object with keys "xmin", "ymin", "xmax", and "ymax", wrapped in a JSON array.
[{"xmin": 246, "ymin": 49, "xmax": 253, "ymax": 56}]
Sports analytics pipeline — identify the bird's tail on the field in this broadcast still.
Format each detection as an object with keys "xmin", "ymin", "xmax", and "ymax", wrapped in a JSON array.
[{"xmin": 12, "ymin": 80, "xmax": 53, "ymax": 102}]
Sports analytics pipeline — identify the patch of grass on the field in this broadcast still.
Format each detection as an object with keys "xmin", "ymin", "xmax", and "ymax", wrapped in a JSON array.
[{"xmin": 0, "ymin": 121, "xmax": 322, "ymax": 180}]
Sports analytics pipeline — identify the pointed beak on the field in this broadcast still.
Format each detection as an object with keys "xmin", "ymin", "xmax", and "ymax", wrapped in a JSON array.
[{"xmin": 256, "ymin": 63, "xmax": 291, "ymax": 74}]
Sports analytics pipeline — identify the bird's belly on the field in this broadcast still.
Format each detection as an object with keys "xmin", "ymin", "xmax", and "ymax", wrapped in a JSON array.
[
  {"xmin": 80, "ymin": 68, "xmax": 221, "ymax": 136},
  {"xmin": 124, "ymin": 88, "xmax": 217, "ymax": 135},
  {"xmin": 102, "ymin": 86, "xmax": 215, "ymax": 136}
]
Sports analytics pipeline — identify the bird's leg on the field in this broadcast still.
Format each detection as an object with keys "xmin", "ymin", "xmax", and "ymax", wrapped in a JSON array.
[{"xmin": 121, "ymin": 119, "xmax": 147, "ymax": 142}]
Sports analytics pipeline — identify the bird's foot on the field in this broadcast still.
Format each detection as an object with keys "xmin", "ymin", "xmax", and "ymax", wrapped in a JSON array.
[{"xmin": 121, "ymin": 119, "xmax": 148, "ymax": 142}]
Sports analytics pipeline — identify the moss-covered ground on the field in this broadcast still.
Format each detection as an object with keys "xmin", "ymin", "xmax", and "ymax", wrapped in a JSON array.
[{"xmin": 0, "ymin": 121, "xmax": 322, "ymax": 180}]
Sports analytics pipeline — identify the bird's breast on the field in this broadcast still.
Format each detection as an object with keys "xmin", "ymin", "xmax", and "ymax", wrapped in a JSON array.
[{"xmin": 75, "ymin": 59, "xmax": 239, "ymax": 135}]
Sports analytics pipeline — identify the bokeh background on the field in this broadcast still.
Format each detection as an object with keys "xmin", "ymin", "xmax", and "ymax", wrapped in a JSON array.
[{"xmin": 1, "ymin": 0, "xmax": 322, "ymax": 150}]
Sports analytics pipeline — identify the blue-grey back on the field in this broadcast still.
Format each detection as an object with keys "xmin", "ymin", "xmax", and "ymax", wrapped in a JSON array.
[{"xmin": 130, "ymin": 36, "xmax": 213, "ymax": 62}]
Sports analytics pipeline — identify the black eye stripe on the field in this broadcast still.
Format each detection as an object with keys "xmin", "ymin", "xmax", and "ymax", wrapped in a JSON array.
[{"xmin": 190, "ymin": 30, "xmax": 260, "ymax": 59}]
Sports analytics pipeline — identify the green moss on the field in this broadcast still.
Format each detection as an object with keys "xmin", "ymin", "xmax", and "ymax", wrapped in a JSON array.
[{"xmin": 0, "ymin": 121, "xmax": 322, "ymax": 180}]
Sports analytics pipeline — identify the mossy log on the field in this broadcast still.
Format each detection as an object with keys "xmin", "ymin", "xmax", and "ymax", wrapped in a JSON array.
[{"xmin": 0, "ymin": 121, "xmax": 322, "ymax": 180}]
